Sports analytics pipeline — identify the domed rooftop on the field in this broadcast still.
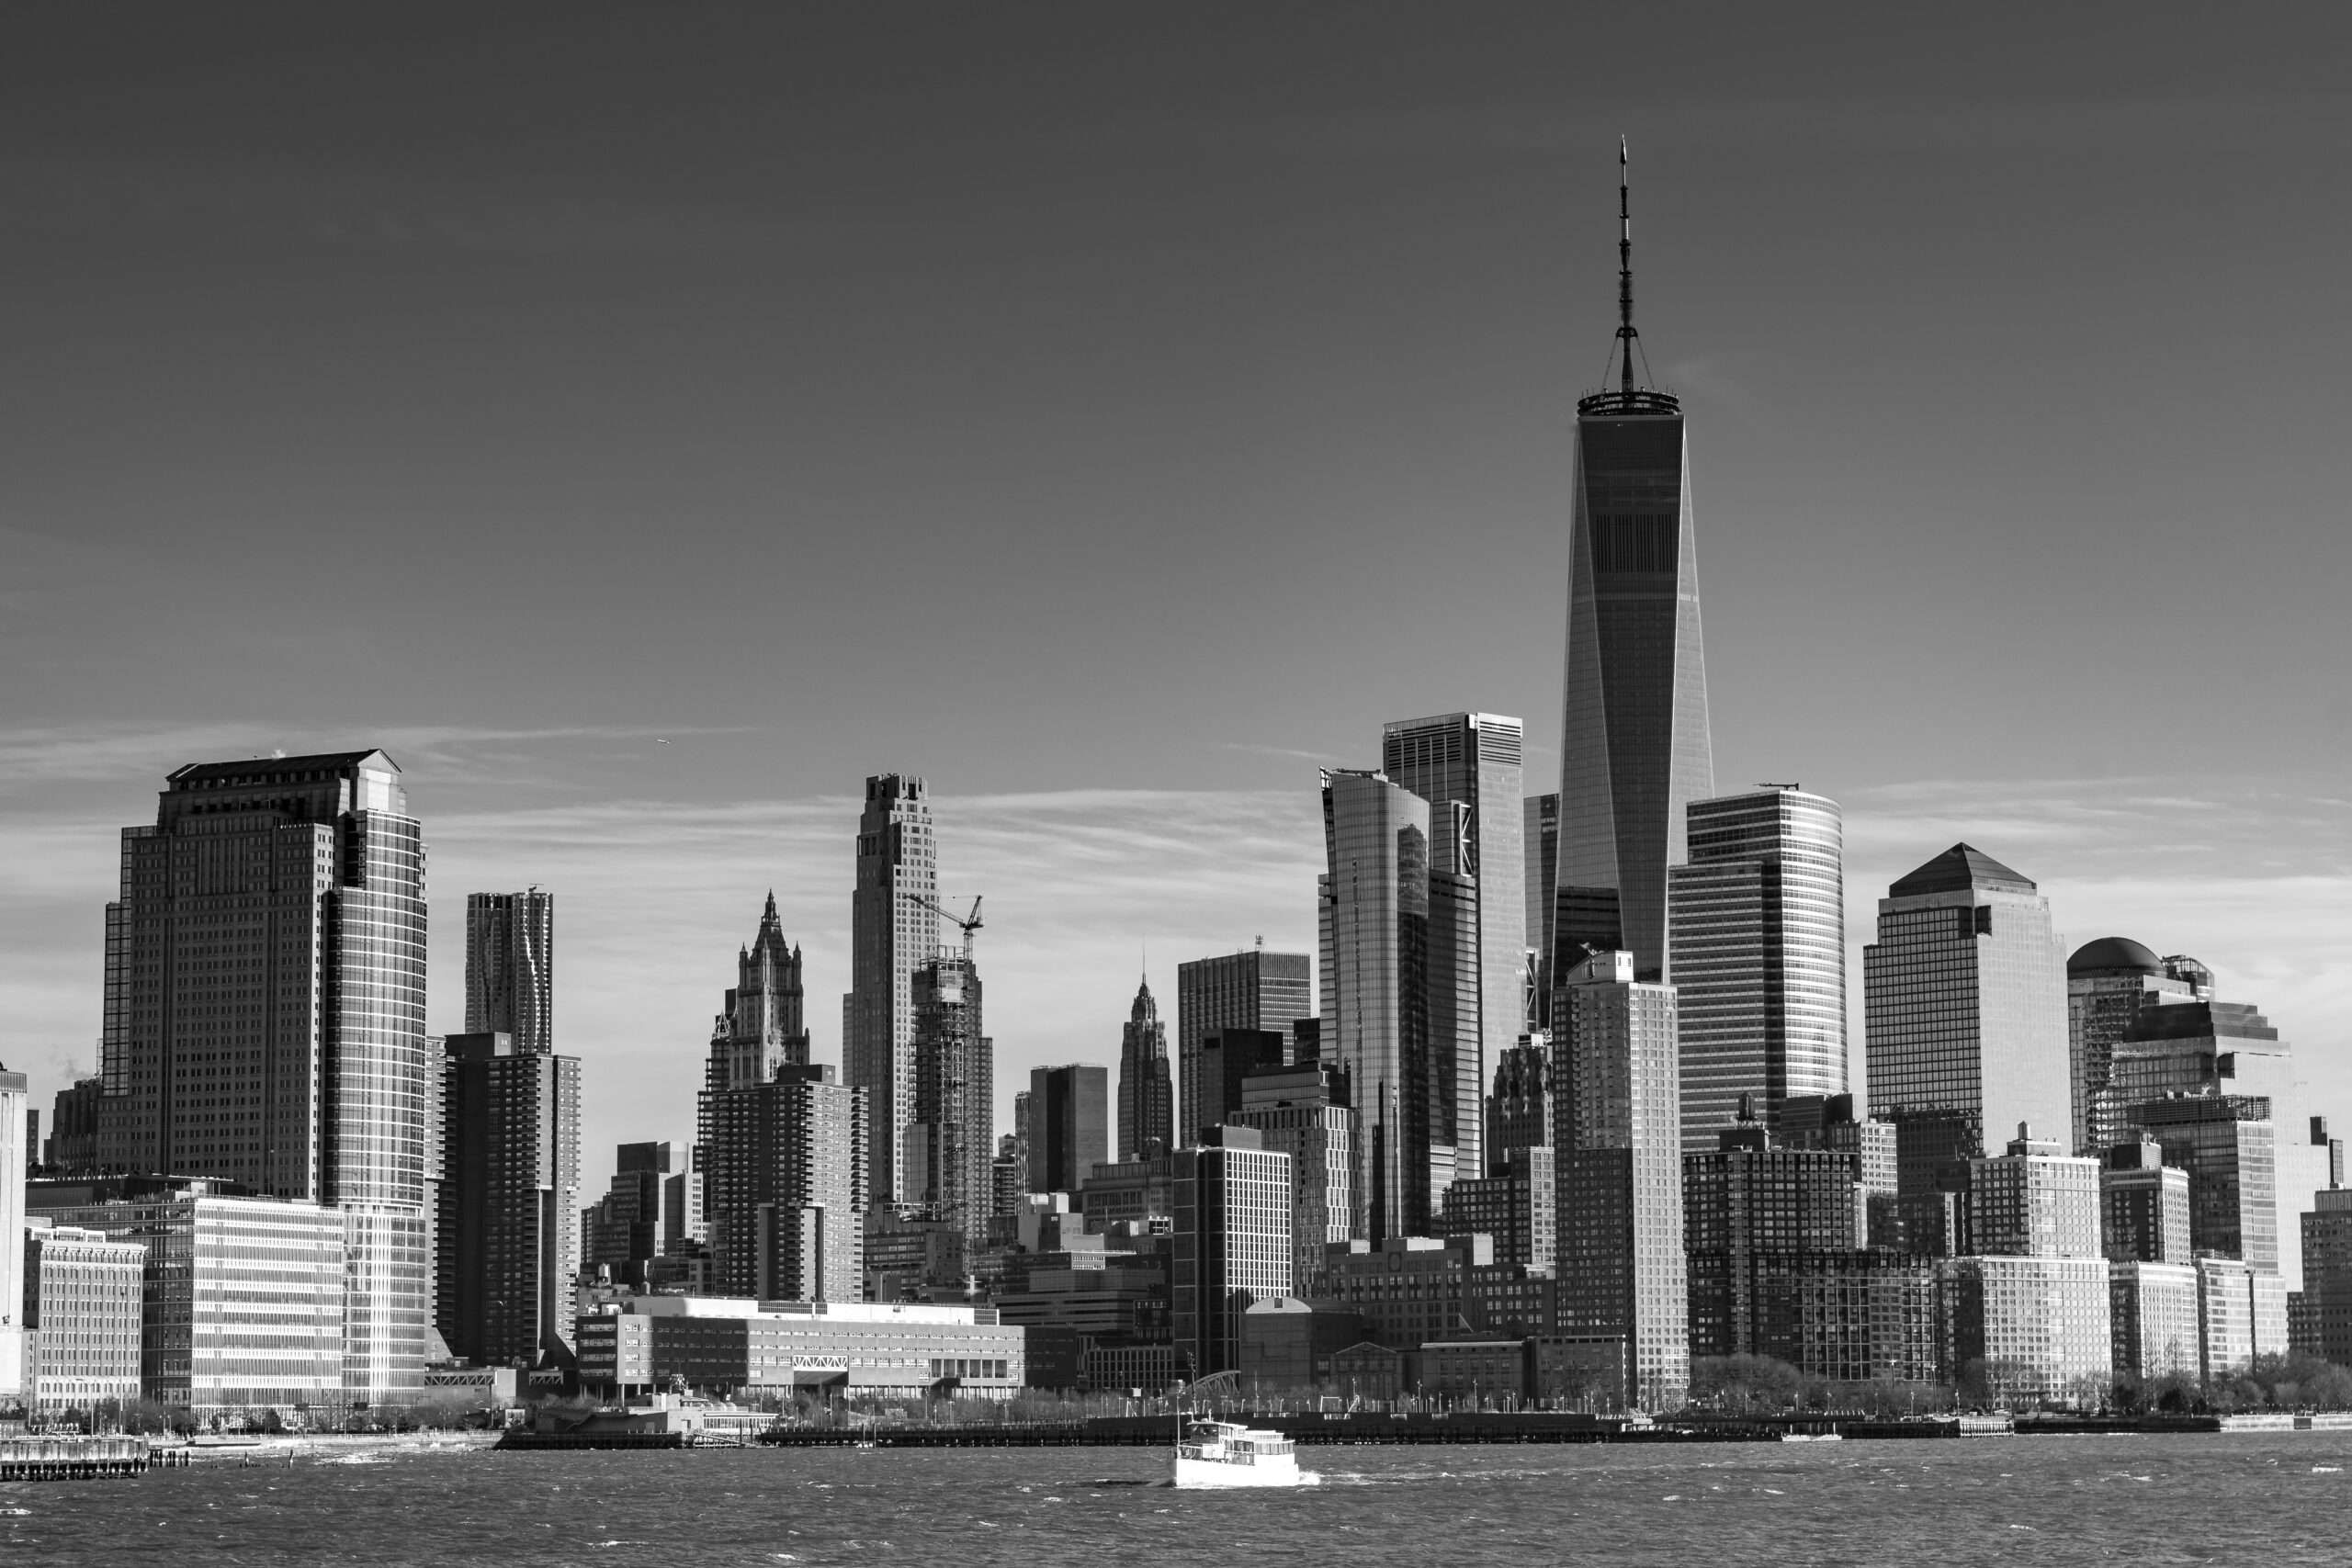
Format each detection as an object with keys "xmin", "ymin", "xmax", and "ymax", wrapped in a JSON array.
[{"xmin": 2068, "ymin": 935, "xmax": 2162, "ymax": 976}]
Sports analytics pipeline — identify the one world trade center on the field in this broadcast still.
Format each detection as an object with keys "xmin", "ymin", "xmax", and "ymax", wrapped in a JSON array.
[{"xmin": 1554, "ymin": 143, "xmax": 1713, "ymax": 986}]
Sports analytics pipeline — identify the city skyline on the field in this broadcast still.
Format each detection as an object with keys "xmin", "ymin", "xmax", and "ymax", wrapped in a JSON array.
[{"xmin": 4, "ymin": 7, "xmax": 2349, "ymax": 1185}]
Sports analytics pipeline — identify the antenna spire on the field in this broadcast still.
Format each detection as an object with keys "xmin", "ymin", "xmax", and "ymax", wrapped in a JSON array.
[{"xmin": 1617, "ymin": 136, "xmax": 1636, "ymax": 395}]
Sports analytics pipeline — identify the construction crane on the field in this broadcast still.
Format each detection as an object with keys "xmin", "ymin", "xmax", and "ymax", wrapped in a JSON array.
[{"xmin": 909, "ymin": 894, "xmax": 984, "ymax": 964}]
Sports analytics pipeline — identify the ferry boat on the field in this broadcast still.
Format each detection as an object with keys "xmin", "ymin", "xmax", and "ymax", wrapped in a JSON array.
[{"xmin": 1172, "ymin": 1419, "xmax": 1317, "ymax": 1489}]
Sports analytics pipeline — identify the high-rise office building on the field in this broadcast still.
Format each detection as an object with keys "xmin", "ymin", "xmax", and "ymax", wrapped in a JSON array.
[
  {"xmin": 0, "ymin": 1064, "xmax": 24, "ymax": 1400},
  {"xmin": 582, "ymin": 1141, "xmax": 700, "ymax": 1287},
  {"xmin": 1553, "ymin": 149, "xmax": 1714, "ymax": 987},
  {"xmin": 1384, "ymin": 711, "xmax": 1528, "ymax": 1187},
  {"xmin": 909, "ymin": 953, "xmax": 991, "ymax": 1247},
  {"xmin": 1117, "ymin": 977, "xmax": 1174, "ymax": 1161},
  {"xmin": 1485, "ymin": 1037, "xmax": 1549, "ymax": 1173},
  {"xmin": 435, "ymin": 1032, "xmax": 581, "ymax": 1367},
  {"xmin": 708, "ymin": 894, "xmax": 810, "ymax": 1093},
  {"xmin": 465, "ymin": 888, "xmax": 554, "ymax": 1054},
  {"xmin": 1442, "ymin": 1145, "xmax": 1556, "ymax": 1272},
  {"xmin": 1318, "ymin": 769, "xmax": 1434, "ymax": 1241},
  {"xmin": 1231, "ymin": 1062, "xmax": 1358, "ymax": 1290},
  {"xmin": 96, "ymin": 750, "xmax": 430, "ymax": 1404},
  {"xmin": 844, "ymin": 773, "xmax": 940, "ymax": 1206},
  {"xmin": 1553, "ymin": 950, "xmax": 1687, "ymax": 1411},
  {"xmin": 1170, "ymin": 1126, "xmax": 1294, "ymax": 1376},
  {"xmin": 700, "ymin": 1063, "xmax": 869, "ymax": 1303},
  {"xmin": 1862, "ymin": 844, "xmax": 2069, "ymax": 1192},
  {"xmin": 1026, "ymin": 1064, "xmax": 1109, "ymax": 1193},
  {"xmin": 43, "ymin": 1076, "xmax": 103, "ymax": 1176},
  {"xmin": 1522, "ymin": 793, "xmax": 1559, "ymax": 1033},
  {"xmin": 1176, "ymin": 949, "xmax": 1312, "ymax": 1145},
  {"xmin": 2098, "ymin": 986, "xmax": 2322, "ymax": 1289},
  {"xmin": 1195, "ymin": 1028, "xmax": 1286, "ymax": 1132},
  {"xmin": 2126, "ymin": 1094, "xmax": 2279, "ymax": 1275},
  {"xmin": 2299, "ymin": 1190, "xmax": 2352, "ymax": 1367},
  {"xmin": 2065, "ymin": 936, "xmax": 2198, "ymax": 1156},
  {"xmin": 1668, "ymin": 788, "xmax": 1846, "ymax": 1152}
]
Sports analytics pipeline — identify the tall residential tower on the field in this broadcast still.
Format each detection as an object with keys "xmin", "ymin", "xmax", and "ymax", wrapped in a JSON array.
[
  {"xmin": 465, "ymin": 888, "xmax": 554, "ymax": 1054},
  {"xmin": 844, "ymin": 774, "xmax": 939, "ymax": 1204}
]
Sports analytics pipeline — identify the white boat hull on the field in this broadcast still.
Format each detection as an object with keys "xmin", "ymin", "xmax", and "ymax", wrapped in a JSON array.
[{"xmin": 1174, "ymin": 1453, "xmax": 1317, "ymax": 1489}]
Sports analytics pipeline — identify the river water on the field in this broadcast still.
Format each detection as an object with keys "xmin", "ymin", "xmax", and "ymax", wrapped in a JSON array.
[{"xmin": 6, "ymin": 1432, "xmax": 2346, "ymax": 1565}]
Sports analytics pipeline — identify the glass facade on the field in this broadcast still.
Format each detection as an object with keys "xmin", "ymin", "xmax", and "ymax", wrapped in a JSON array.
[
  {"xmin": 1170, "ymin": 1134, "xmax": 1295, "ymax": 1374},
  {"xmin": 1175, "ymin": 949, "xmax": 1312, "ymax": 1146},
  {"xmin": 1384, "ymin": 712, "xmax": 1528, "ymax": 1185},
  {"xmin": 1318, "ymin": 771, "xmax": 1432, "ymax": 1240},
  {"xmin": 844, "ymin": 774, "xmax": 939, "ymax": 1206},
  {"xmin": 32, "ymin": 1191, "xmax": 347, "ymax": 1414},
  {"xmin": 1556, "ymin": 411, "xmax": 1713, "ymax": 987},
  {"xmin": 96, "ymin": 751, "xmax": 429, "ymax": 1404},
  {"xmin": 1668, "ymin": 788, "xmax": 1846, "ymax": 1153},
  {"xmin": 1861, "ymin": 845, "xmax": 2069, "ymax": 1190}
]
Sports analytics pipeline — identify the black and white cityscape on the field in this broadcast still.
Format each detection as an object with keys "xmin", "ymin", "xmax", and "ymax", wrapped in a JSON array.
[{"xmin": 4, "ymin": 5, "xmax": 2350, "ymax": 1559}]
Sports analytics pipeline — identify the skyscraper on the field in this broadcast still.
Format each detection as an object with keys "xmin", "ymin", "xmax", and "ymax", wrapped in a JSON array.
[
  {"xmin": 1230, "ymin": 1062, "xmax": 1357, "ymax": 1291},
  {"xmin": 435, "ymin": 1032, "xmax": 581, "ymax": 1367},
  {"xmin": 465, "ymin": 888, "xmax": 554, "ymax": 1054},
  {"xmin": 1553, "ymin": 949, "xmax": 1687, "ymax": 1410},
  {"xmin": 701, "ymin": 1064, "xmax": 869, "ymax": 1302},
  {"xmin": 1862, "ymin": 843, "xmax": 2069, "ymax": 1191},
  {"xmin": 1175, "ymin": 949, "xmax": 1312, "ymax": 1145},
  {"xmin": 1025, "ymin": 1064, "xmax": 1109, "ymax": 1193},
  {"xmin": 1522, "ymin": 792, "xmax": 1559, "ymax": 1033},
  {"xmin": 1318, "ymin": 769, "xmax": 1433, "ymax": 1241},
  {"xmin": 1667, "ymin": 787, "xmax": 1846, "ymax": 1151},
  {"xmin": 96, "ymin": 750, "xmax": 430, "ymax": 1404},
  {"xmin": 1171, "ymin": 1126, "xmax": 1294, "ymax": 1375},
  {"xmin": 844, "ymin": 773, "xmax": 940, "ymax": 1206},
  {"xmin": 1116, "ymin": 977, "xmax": 1174, "ymax": 1161},
  {"xmin": 1383, "ymin": 711, "xmax": 1527, "ymax": 1187},
  {"xmin": 909, "ymin": 952, "xmax": 991, "ymax": 1247},
  {"xmin": 1553, "ymin": 146, "xmax": 1714, "ymax": 987},
  {"xmin": 2065, "ymin": 936, "xmax": 2199, "ymax": 1156},
  {"xmin": 582, "ymin": 1141, "xmax": 701, "ymax": 1287},
  {"xmin": 708, "ymin": 893, "xmax": 810, "ymax": 1094}
]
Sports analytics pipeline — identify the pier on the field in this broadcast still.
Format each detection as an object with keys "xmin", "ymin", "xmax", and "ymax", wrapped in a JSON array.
[{"xmin": 0, "ymin": 1437, "xmax": 156, "ymax": 1481}]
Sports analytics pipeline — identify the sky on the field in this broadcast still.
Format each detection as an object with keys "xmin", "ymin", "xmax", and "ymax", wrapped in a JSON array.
[{"xmin": 4, "ymin": 4, "xmax": 2348, "ymax": 1173}]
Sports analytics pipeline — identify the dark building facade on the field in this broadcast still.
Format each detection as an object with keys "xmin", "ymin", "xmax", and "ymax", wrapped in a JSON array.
[
  {"xmin": 1176, "ymin": 950, "xmax": 1313, "ymax": 1148},
  {"xmin": 42, "ymin": 1076, "xmax": 104, "ymax": 1176},
  {"xmin": 1681, "ymin": 1126, "xmax": 1861, "ymax": 1359},
  {"xmin": 701, "ymin": 1064, "xmax": 869, "ymax": 1302},
  {"xmin": 436, "ymin": 1032, "xmax": 581, "ymax": 1366},
  {"xmin": 1026, "ymin": 1063, "xmax": 1109, "ymax": 1194},
  {"xmin": 1116, "ymin": 977, "xmax": 1174, "ymax": 1161},
  {"xmin": 1170, "ymin": 1127, "xmax": 1293, "ymax": 1375},
  {"xmin": 581, "ymin": 1140, "xmax": 699, "ymax": 1288},
  {"xmin": 910, "ymin": 953, "xmax": 990, "ymax": 1247}
]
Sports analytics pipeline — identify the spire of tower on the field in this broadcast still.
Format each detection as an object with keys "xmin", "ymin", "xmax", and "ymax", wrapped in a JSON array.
[
  {"xmin": 1580, "ymin": 139, "xmax": 1679, "ymax": 418},
  {"xmin": 1617, "ymin": 136, "xmax": 1636, "ymax": 395}
]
